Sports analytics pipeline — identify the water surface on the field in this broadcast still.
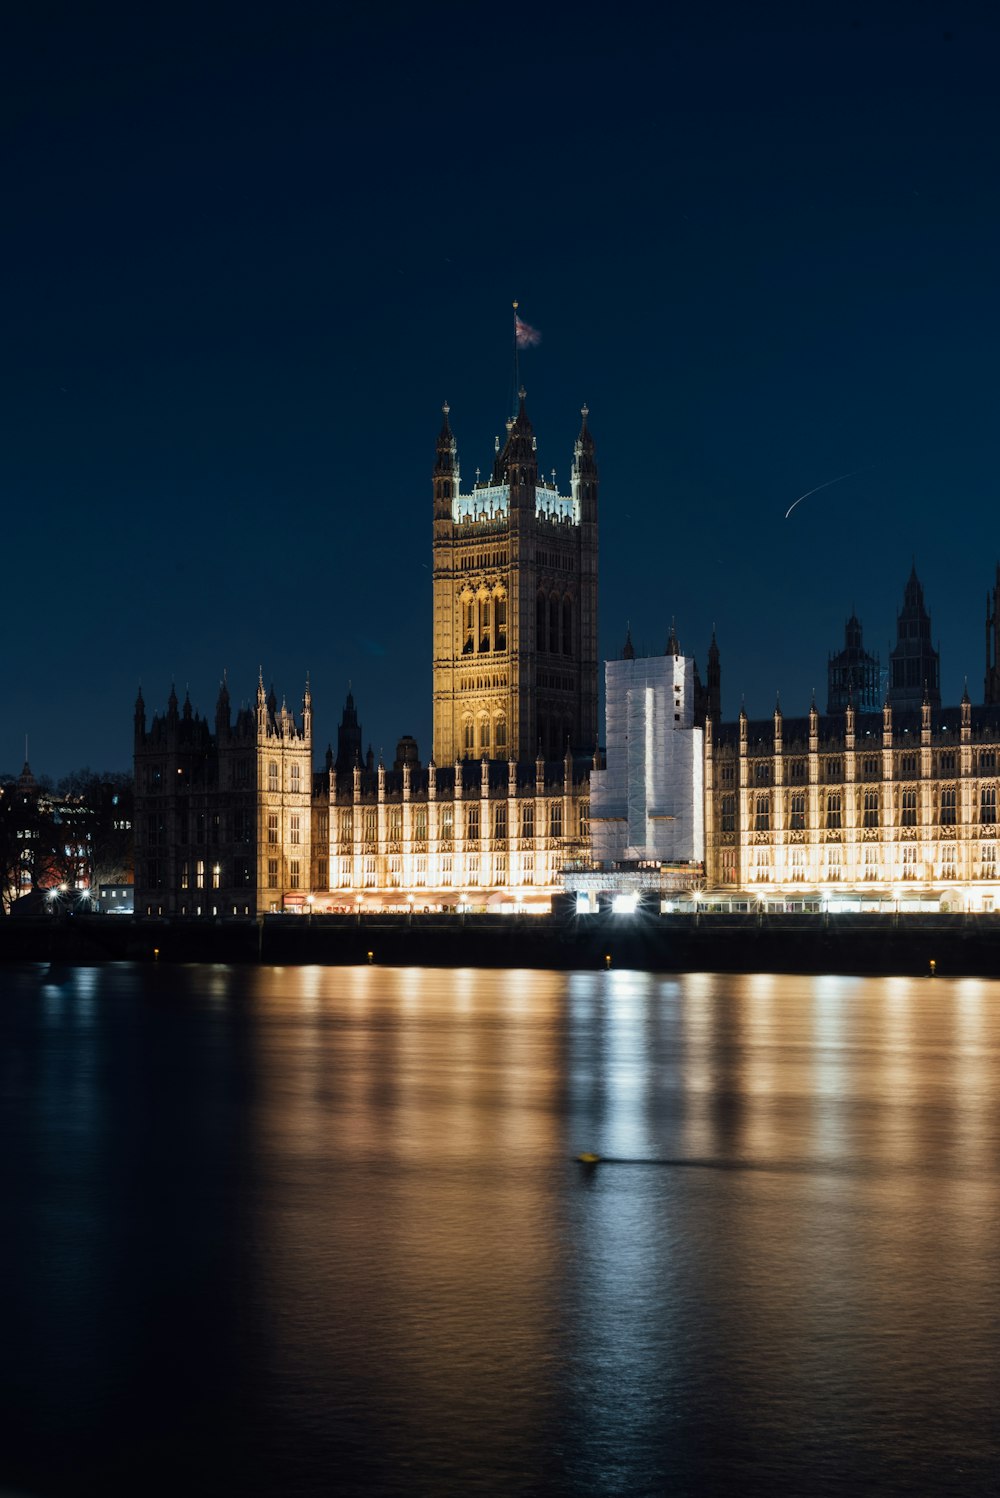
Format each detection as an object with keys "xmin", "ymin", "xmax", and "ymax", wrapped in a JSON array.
[{"xmin": 1, "ymin": 964, "xmax": 998, "ymax": 1495}]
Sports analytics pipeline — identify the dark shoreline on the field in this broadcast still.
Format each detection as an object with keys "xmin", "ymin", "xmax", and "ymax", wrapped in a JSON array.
[{"xmin": 3, "ymin": 912, "xmax": 1000, "ymax": 977}]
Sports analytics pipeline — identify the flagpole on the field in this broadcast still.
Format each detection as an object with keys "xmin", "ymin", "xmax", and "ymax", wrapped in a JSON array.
[{"xmin": 512, "ymin": 299, "xmax": 519, "ymax": 418}]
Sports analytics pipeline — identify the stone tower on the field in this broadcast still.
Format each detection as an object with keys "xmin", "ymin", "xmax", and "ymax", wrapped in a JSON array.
[
  {"xmin": 827, "ymin": 613, "xmax": 882, "ymax": 714},
  {"xmin": 887, "ymin": 565, "xmax": 940, "ymax": 712},
  {"xmin": 431, "ymin": 393, "xmax": 598, "ymax": 764}
]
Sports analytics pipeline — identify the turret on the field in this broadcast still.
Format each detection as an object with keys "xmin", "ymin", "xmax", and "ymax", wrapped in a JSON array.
[
  {"xmin": 706, "ymin": 630, "xmax": 721, "ymax": 722},
  {"xmin": 433, "ymin": 402, "xmax": 459, "ymax": 521},
  {"xmin": 571, "ymin": 403, "xmax": 598, "ymax": 524},
  {"xmin": 335, "ymin": 688, "xmax": 363, "ymax": 777},
  {"xmin": 492, "ymin": 389, "xmax": 538, "ymax": 497},
  {"xmin": 302, "ymin": 675, "xmax": 312, "ymax": 741},
  {"xmin": 215, "ymin": 674, "xmax": 231, "ymax": 738},
  {"xmin": 134, "ymin": 686, "xmax": 146, "ymax": 743}
]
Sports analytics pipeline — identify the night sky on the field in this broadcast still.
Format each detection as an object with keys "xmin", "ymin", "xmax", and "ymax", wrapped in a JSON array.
[{"xmin": 5, "ymin": 3, "xmax": 1000, "ymax": 777}]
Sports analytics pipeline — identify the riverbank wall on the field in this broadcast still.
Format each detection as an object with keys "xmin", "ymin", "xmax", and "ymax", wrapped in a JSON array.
[{"xmin": 3, "ymin": 912, "xmax": 1000, "ymax": 976}]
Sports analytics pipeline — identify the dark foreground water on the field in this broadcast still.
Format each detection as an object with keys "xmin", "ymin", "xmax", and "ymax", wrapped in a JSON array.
[{"xmin": 1, "ymin": 965, "xmax": 998, "ymax": 1497}]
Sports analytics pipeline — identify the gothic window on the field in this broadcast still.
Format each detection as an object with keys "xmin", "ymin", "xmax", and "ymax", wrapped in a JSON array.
[
  {"xmin": 826, "ymin": 793, "xmax": 842, "ymax": 831},
  {"xmin": 790, "ymin": 792, "xmax": 806, "ymax": 829},
  {"xmin": 494, "ymin": 803, "xmax": 507, "ymax": 840},
  {"xmin": 339, "ymin": 809, "xmax": 353, "ymax": 842},
  {"xmin": 754, "ymin": 763, "xmax": 771, "ymax": 786},
  {"xmin": 941, "ymin": 844, "xmax": 957, "ymax": 877},
  {"xmin": 900, "ymin": 753, "xmax": 918, "ymax": 778},
  {"xmin": 721, "ymin": 763, "xmax": 735, "ymax": 785},
  {"xmin": 983, "ymin": 843, "xmax": 997, "ymax": 871},
  {"xmin": 388, "ymin": 807, "xmax": 402, "ymax": 843},
  {"xmin": 901, "ymin": 788, "xmax": 917, "ymax": 827},
  {"xmin": 536, "ymin": 593, "xmax": 547, "ymax": 651},
  {"xmin": 212, "ymin": 862, "xmax": 221, "ymax": 889},
  {"xmin": 863, "ymin": 790, "xmax": 879, "ymax": 828},
  {"xmin": 479, "ymin": 598, "xmax": 491, "ymax": 653},
  {"xmin": 940, "ymin": 787, "xmax": 956, "ymax": 826},
  {"xmin": 180, "ymin": 860, "xmax": 189, "ymax": 891},
  {"xmin": 415, "ymin": 806, "xmax": 427, "ymax": 842},
  {"xmin": 289, "ymin": 860, "xmax": 300, "ymax": 890},
  {"xmin": 981, "ymin": 785, "xmax": 997, "ymax": 825},
  {"xmin": 549, "ymin": 803, "xmax": 563, "ymax": 838},
  {"xmin": 441, "ymin": 805, "xmax": 454, "ymax": 840},
  {"xmin": 939, "ymin": 751, "xmax": 956, "ymax": 774},
  {"xmin": 467, "ymin": 805, "xmax": 480, "ymax": 840},
  {"xmin": 522, "ymin": 803, "xmax": 534, "ymax": 839},
  {"xmin": 196, "ymin": 859, "xmax": 205, "ymax": 889},
  {"xmin": 863, "ymin": 756, "xmax": 879, "ymax": 780},
  {"xmin": 290, "ymin": 764, "xmax": 301, "ymax": 793},
  {"xmin": 463, "ymin": 719, "xmax": 475, "ymax": 754},
  {"xmin": 721, "ymin": 794, "xmax": 736, "ymax": 833},
  {"xmin": 496, "ymin": 594, "xmax": 507, "ymax": 650},
  {"xmin": 790, "ymin": 759, "xmax": 806, "ymax": 782},
  {"xmin": 290, "ymin": 814, "xmax": 301, "ymax": 844},
  {"xmin": 268, "ymin": 762, "xmax": 278, "ymax": 792},
  {"xmin": 901, "ymin": 845, "xmax": 917, "ymax": 878},
  {"xmin": 462, "ymin": 597, "xmax": 475, "ymax": 654},
  {"xmin": 580, "ymin": 801, "xmax": 590, "ymax": 840},
  {"xmin": 825, "ymin": 758, "xmax": 842, "ymax": 782},
  {"xmin": 268, "ymin": 813, "xmax": 278, "ymax": 845},
  {"xmin": 754, "ymin": 793, "xmax": 770, "ymax": 832},
  {"xmin": 981, "ymin": 750, "xmax": 997, "ymax": 772},
  {"xmin": 549, "ymin": 595, "xmax": 559, "ymax": 654},
  {"xmin": 562, "ymin": 597, "xmax": 572, "ymax": 656},
  {"xmin": 495, "ymin": 718, "xmax": 507, "ymax": 751}
]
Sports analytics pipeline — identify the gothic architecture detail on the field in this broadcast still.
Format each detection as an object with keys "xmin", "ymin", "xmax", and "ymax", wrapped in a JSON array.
[
  {"xmin": 827, "ymin": 613, "xmax": 882, "ymax": 713},
  {"xmin": 887, "ymin": 565, "xmax": 940, "ymax": 711},
  {"xmin": 431, "ymin": 393, "xmax": 598, "ymax": 765},
  {"xmin": 133, "ymin": 675, "xmax": 313, "ymax": 916},
  {"xmin": 705, "ymin": 689, "xmax": 1000, "ymax": 909}
]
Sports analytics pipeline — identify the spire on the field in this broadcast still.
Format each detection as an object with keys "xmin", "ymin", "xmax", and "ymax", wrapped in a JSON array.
[
  {"xmin": 665, "ymin": 619, "xmax": 680, "ymax": 657},
  {"xmin": 492, "ymin": 389, "xmax": 537, "ymax": 485},
  {"xmin": 622, "ymin": 624, "xmax": 635, "ymax": 660},
  {"xmin": 167, "ymin": 683, "xmax": 178, "ymax": 722}
]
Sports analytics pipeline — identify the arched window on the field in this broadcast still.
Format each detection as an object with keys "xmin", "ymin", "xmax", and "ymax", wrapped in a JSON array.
[
  {"xmin": 479, "ymin": 598, "xmax": 491, "ymax": 653},
  {"xmin": 480, "ymin": 718, "xmax": 490, "ymax": 752},
  {"xmin": 268, "ymin": 761, "xmax": 278, "ymax": 793},
  {"xmin": 562, "ymin": 597, "xmax": 572, "ymax": 656},
  {"xmin": 536, "ymin": 593, "xmax": 547, "ymax": 651},
  {"xmin": 463, "ymin": 719, "xmax": 474, "ymax": 754},
  {"xmin": 495, "ymin": 718, "xmax": 507, "ymax": 751},
  {"xmin": 290, "ymin": 764, "xmax": 300, "ymax": 793},
  {"xmin": 495, "ymin": 594, "xmax": 507, "ymax": 650},
  {"xmin": 981, "ymin": 785, "xmax": 997, "ymax": 825},
  {"xmin": 549, "ymin": 596, "xmax": 560, "ymax": 654},
  {"xmin": 462, "ymin": 597, "xmax": 475, "ymax": 654}
]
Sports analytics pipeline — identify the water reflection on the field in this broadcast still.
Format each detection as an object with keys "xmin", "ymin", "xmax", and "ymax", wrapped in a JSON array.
[{"xmin": 1, "ymin": 966, "xmax": 999, "ymax": 1495}]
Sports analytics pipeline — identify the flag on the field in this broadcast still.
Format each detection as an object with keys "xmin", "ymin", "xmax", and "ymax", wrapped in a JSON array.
[{"xmin": 514, "ymin": 314, "xmax": 541, "ymax": 348}]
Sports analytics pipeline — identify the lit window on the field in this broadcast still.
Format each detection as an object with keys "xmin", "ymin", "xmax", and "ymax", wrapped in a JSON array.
[
  {"xmin": 268, "ymin": 762, "xmax": 279, "ymax": 792},
  {"xmin": 289, "ymin": 860, "xmax": 300, "ymax": 890},
  {"xmin": 212, "ymin": 862, "xmax": 221, "ymax": 889},
  {"xmin": 196, "ymin": 859, "xmax": 205, "ymax": 889},
  {"xmin": 268, "ymin": 859, "xmax": 278, "ymax": 889},
  {"xmin": 268, "ymin": 813, "xmax": 278, "ymax": 845},
  {"xmin": 290, "ymin": 814, "xmax": 300, "ymax": 845}
]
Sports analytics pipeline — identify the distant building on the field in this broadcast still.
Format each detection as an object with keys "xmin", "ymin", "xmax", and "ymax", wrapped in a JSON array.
[
  {"xmin": 887, "ymin": 565, "xmax": 940, "ymax": 711},
  {"xmin": 827, "ymin": 613, "xmax": 882, "ymax": 714},
  {"xmin": 133, "ymin": 677, "xmax": 313, "ymax": 917}
]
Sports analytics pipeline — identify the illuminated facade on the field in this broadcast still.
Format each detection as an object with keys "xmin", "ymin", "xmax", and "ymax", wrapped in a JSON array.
[
  {"xmin": 705, "ymin": 690, "xmax": 1000, "ymax": 910},
  {"xmin": 133, "ymin": 676, "xmax": 313, "ymax": 917},
  {"xmin": 432, "ymin": 393, "xmax": 598, "ymax": 763}
]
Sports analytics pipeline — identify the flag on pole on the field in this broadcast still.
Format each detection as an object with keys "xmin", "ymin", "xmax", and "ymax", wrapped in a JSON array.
[{"xmin": 514, "ymin": 313, "xmax": 541, "ymax": 348}]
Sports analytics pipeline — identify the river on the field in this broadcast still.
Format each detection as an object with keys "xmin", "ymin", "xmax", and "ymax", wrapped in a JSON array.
[{"xmin": 1, "ymin": 963, "xmax": 998, "ymax": 1495}]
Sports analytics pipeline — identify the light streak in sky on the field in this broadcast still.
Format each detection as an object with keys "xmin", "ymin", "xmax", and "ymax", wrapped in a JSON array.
[{"xmin": 784, "ymin": 466, "xmax": 872, "ymax": 519}]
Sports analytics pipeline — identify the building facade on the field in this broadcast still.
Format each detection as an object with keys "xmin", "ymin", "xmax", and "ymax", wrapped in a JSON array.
[
  {"xmin": 133, "ymin": 676, "xmax": 313, "ymax": 917},
  {"xmin": 432, "ymin": 393, "xmax": 598, "ymax": 764},
  {"xmin": 705, "ymin": 691, "xmax": 1000, "ymax": 910}
]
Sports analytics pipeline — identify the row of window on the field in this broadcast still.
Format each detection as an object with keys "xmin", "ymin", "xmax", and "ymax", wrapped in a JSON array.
[
  {"xmin": 724, "ymin": 787, "xmax": 996, "ymax": 833},
  {"xmin": 735, "ymin": 842, "xmax": 997, "ymax": 881},
  {"xmin": 330, "ymin": 802, "xmax": 581, "ymax": 842},
  {"xmin": 333, "ymin": 852, "xmax": 541, "ymax": 888},
  {"xmin": 734, "ymin": 749, "xmax": 996, "ymax": 787}
]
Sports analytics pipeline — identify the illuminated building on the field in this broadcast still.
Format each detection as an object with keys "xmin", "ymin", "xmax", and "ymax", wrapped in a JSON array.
[
  {"xmin": 133, "ymin": 676, "xmax": 313, "ymax": 917},
  {"xmin": 705, "ymin": 689, "xmax": 1000, "ymax": 911},
  {"xmin": 431, "ymin": 393, "xmax": 598, "ymax": 763}
]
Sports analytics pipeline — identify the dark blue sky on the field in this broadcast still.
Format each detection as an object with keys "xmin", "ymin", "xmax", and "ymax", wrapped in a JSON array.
[{"xmin": 4, "ymin": 2, "xmax": 999, "ymax": 776}]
